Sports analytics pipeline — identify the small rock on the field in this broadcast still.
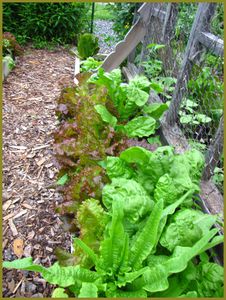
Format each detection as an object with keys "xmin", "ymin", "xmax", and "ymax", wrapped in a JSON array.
[
  {"xmin": 20, "ymin": 281, "xmax": 26, "ymax": 294},
  {"xmin": 48, "ymin": 170, "xmax": 55, "ymax": 179},
  {"xmin": 31, "ymin": 293, "xmax": 44, "ymax": 298},
  {"xmin": 7, "ymin": 279, "xmax": 15, "ymax": 292},
  {"xmin": 26, "ymin": 282, "xmax": 37, "ymax": 293},
  {"xmin": 4, "ymin": 249, "xmax": 14, "ymax": 261},
  {"xmin": 24, "ymin": 245, "xmax": 32, "ymax": 257}
]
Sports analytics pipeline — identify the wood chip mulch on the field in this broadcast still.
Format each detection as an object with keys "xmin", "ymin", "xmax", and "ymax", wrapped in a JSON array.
[{"xmin": 2, "ymin": 47, "xmax": 75, "ymax": 298}]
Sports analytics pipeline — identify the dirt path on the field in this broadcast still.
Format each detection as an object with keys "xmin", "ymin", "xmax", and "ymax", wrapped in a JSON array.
[{"xmin": 2, "ymin": 47, "xmax": 74, "ymax": 297}]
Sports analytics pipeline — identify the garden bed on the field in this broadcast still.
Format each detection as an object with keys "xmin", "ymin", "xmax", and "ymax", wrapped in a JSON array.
[{"xmin": 3, "ymin": 61, "xmax": 224, "ymax": 298}]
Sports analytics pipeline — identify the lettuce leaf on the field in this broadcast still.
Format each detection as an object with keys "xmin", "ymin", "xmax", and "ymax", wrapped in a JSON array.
[
  {"xmin": 195, "ymin": 262, "xmax": 224, "ymax": 297},
  {"xmin": 123, "ymin": 116, "xmax": 156, "ymax": 138},
  {"xmin": 160, "ymin": 208, "xmax": 217, "ymax": 252},
  {"xmin": 78, "ymin": 282, "xmax": 98, "ymax": 298},
  {"xmin": 106, "ymin": 156, "xmax": 134, "ymax": 179},
  {"xmin": 142, "ymin": 103, "xmax": 168, "ymax": 119},
  {"xmin": 102, "ymin": 178, "xmax": 154, "ymax": 223},
  {"xmin": 94, "ymin": 104, "xmax": 117, "ymax": 127}
]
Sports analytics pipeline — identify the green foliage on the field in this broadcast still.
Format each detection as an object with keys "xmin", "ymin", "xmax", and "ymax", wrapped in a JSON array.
[
  {"xmin": 115, "ymin": 146, "xmax": 204, "ymax": 198},
  {"xmin": 188, "ymin": 65, "xmax": 223, "ymax": 117},
  {"xmin": 181, "ymin": 63, "xmax": 223, "ymax": 145},
  {"xmin": 102, "ymin": 178, "xmax": 153, "ymax": 223},
  {"xmin": 77, "ymin": 34, "xmax": 99, "ymax": 59},
  {"xmin": 94, "ymin": 104, "xmax": 117, "ymax": 127},
  {"xmin": 139, "ymin": 43, "xmax": 177, "ymax": 100},
  {"xmin": 71, "ymin": 199, "xmax": 108, "ymax": 268},
  {"xmin": 87, "ymin": 3, "xmax": 114, "ymax": 21},
  {"xmin": 211, "ymin": 3, "xmax": 224, "ymax": 38},
  {"xmin": 80, "ymin": 57, "xmax": 102, "ymax": 72},
  {"xmin": 3, "ymin": 3, "xmax": 90, "ymax": 46},
  {"xmin": 212, "ymin": 166, "xmax": 224, "ymax": 194},
  {"xmin": 142, "ymin": 103, "xmax": 168, "ymax": 119},
  {"xmin": 179, "ymin": 99, "xmax": 212, "ymax": 125},
  {"xmin": 174, "ymin": 3, "xmax": 198, "ymax": 44},
  {"xmin": 160, "ymin": 209, "xmax": 217, "ymax": 251},
  {"xmin": 89, "ymin": 68, "xmax": 152, "ymax": 120},
  {"xmin": 122, "ymin": 116, "xmax": 156, "ymax": 138},
  {"xmin": 107, "ymin": 3, "xmax": 138, "ymax": 40},
  {"xmin": 52, "ymin": 288, "xmax": 69, "ymax": 298}
]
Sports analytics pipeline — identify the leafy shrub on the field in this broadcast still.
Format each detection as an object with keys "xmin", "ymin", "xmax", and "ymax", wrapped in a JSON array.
[
  {"xmin": 211, "ymin": 3, "xmax": 224, "ymax": 38},
  {"xmin": 3, "ymin": 2, "xmax": 90, "ymax": 45},
  {"xmin": 3, "ymin": 32, "xmax": 23, "ymax": 57},
  {"xmin": 174, "ymin": 3, "xmax": 198, "ymax": 45},
  {"xmin": 107, "ymin": 3, "xmax": 138, "ymax": 40},
  {"xmin": 77, "ymin": 33, "xmax": 99, "ymax": 59}
]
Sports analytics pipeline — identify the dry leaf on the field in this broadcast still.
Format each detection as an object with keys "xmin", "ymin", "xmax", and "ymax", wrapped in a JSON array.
[
  {"xmin": 13, "ymin": 209, "xmax": 27, "ymax": 219},
  {"xmin": 27, "ymin": 230, "xmax": 35, "ymax": 240},
  {"xmin": 22, "ymin": 203, "xmax": 33, "ymax": 210},
  {"xmin": 3, "ymin": 212, "xmax": 15, "ymax": 221},
  {"xmin": 8, "ymin": 219, "xmax": 18, "ymax": 236},
  {"xmin": 13, "ymin": 238, "xmax": 24, "ymax": 257},
  {"xmin": 3, "ymin": 200, "xmax": 12, "ymax": 211},
  {"xmin": 36, "ymin": 157, "xmax": 46, "ymax": 166}
]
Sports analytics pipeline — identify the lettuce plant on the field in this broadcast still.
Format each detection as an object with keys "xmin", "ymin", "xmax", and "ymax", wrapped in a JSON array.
[
  {"xmin": 77, "ymin": 33, "xmax": 99, "ymax": 59},
  {"xmin": 3, "ymin": 195, "xmax": 223, "ymax": 297},
  {"xmin": 88, "ymin": 68, "xmax": 153, "ymax": 120}
]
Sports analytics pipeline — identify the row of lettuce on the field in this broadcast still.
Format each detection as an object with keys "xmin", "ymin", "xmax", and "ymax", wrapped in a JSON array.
[{"xmin": 3, "ymin": 65, "xmax": 224, "ymax": 298}]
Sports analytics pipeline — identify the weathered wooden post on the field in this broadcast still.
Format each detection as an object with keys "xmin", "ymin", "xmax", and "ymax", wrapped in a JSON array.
[
  {"xmin": 202, "ymin": 115, "xmax": 224, "ymax": 180},
  {"xmin": 164, "ymin": 3, "xmax": 216, "ymax": 125},
  {"xmin": 138, "ymin": 3, "xmax": 166, "ymax": 73},
  {"xmin": 162, "ymin": 3, "xmax": 178, "ymax": 43},
  {"xmin": 161, "ymin": 3, "xmax": 179, "ymax": 76},
  {"xmin": 127, "ymin": 3, "xmax": 141, "ymax": 64}
]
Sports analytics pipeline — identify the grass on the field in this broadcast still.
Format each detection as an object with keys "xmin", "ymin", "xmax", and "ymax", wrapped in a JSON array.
[{"xmin": 87, "ymin": 3, "xmax": 114, "ymax": 21}]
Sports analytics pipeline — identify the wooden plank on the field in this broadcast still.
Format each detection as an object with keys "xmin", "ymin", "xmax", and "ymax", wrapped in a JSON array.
[
  {"xmin": 3, "ymin": 60, "xmax": 11, "ymax": 80},
  {"xmin": 102, "ymin": 3, "xmax": 153, "ymax": 72},
  {"xmin": 161, "ymin": 3, "xmax": 179, "ymax": 76},
  {"xmin": 165, "ymin": 3, "xmax": 216, "ymax": 125},
  {"xmin": 198, "ymin": 31, "xmax": 224, "ymax": 57},
  {"xmin": 200, "ymin": 180, "xmax": 224, "ymax": 217},
  {"xmin": 127, "ymin": 3, "xmax": 141, "ymax": 64},
  {"xmin": 152, "ymin": 7, "xmax": 166, "ymax": 22},
  {"xmin": 203, "ymin": 115, "xmax": 224, "ymax": 180},
  {"xmin": 74, "ymin": 56, "xmax": 80, "ymax": 85}
]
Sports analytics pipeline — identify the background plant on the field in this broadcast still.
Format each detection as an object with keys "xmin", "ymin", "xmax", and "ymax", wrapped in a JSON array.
[
  {"xmin": 3, "ymin": 2, "xmax": 90, "ymax": 46},
  {"xmin": 107, "ymin": 2, "xmax": 138, "ymax": 40},
  {"xmin": 3, "ymin": 32, "xmax": 23, "ymax": 58},
  {"xmin": 77, "ymin": 33, "xmax": 99, "ymax": 59}
]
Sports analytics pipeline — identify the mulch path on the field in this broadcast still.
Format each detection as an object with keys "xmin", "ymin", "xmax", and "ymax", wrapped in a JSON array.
[{"xmin": 2, "ymin": 47, "xmax": 75, "ymax": 297}]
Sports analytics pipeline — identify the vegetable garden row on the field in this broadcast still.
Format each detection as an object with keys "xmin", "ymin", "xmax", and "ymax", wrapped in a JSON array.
[{"xmin": 3, "ymin": 59, "xmax": 224, "ymax": 296}]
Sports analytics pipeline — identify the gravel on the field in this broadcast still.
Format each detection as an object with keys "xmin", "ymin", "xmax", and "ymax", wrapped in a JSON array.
[{"xmin": 94, "ymin": 20, "xmax": 118, "ymax": 54}]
